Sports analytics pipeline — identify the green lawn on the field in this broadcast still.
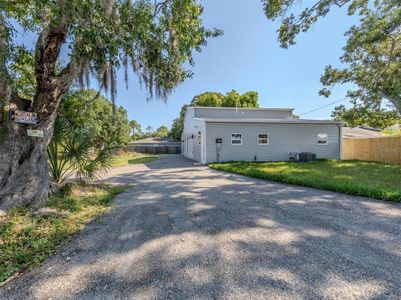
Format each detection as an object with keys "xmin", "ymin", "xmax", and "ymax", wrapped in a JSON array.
[
  {"xmin": 0, "ymin": 184, "xmax": 125, "ymax": 284},
  {"xmin": 112, "ymin": 152, "xmax": 158, "ymax": 167},
  {"xmin": 209, "ymin": 160, "xmax": 401, "ymax": 202}
]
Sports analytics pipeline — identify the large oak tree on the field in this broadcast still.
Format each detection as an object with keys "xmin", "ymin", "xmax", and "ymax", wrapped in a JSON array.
[
  {"xmin": 263, "ymin": 0, "xmax": 401, "ymax": 117},
  {"xmin": 0, "ymin": 0, "xmax": 220, "ymax": 209}
]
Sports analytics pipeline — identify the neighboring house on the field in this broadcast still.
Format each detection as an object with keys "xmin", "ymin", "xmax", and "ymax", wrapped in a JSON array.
[
  {"xmin": 181, "ymin": 107, "xmax": 342, "ymax": 163},
  {"xmin": 342, "ymin": 126, "xmax": 383, "ymax": 138}
]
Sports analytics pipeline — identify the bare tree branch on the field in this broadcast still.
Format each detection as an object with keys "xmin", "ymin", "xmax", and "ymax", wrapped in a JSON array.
[
  {"xmin": 153, "ymin": 0, "xmax": 171, "ymax": 17},
  {"xmin": 32, "ymin": 17, "xmax": 71, "ymax": 117},
  {"xmin": 34, "ymin": 19, "xmax": 69, "ymax": 89},
  {"xmin": 56, "ymin": 57, "xmax": 80, "ymax": 88}
]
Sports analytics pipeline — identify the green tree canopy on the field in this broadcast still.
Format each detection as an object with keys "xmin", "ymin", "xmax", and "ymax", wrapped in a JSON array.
[
  {"xmin": 170, "ymin": 90, "xmax": 259, "ymax": 140},
  {"xmin": 143, "ymin": 125, "xmax": 154, "ymax": 138},
  {"xmin": 262, "ymin": 0, "xmax": 401, "ymax": 117},
  {"xmin": 331, "ymin": 104, "xmax": 399, "ymax": 129},
  {"xmin": 48, "ymin": 90, "xmax": 131, "ymax": 183},
  {"xmin": 1, "ymin": 0, "xmax": 222, "ymax": 102},
  {"xmin": 154, "ymin": 125, "xmax": 170, "ymax": 137},
  {"xmin": 129, "ymin": 122, "xmax": 170, "ymax": 139},
  {"xmin": 190, "ymin": 92, "xmax": 224, "ymax": 107},
  {"xmin": 238, "ymin": 91, "xmax": 259, "ymax": 108},
  {"xmin": 58, "ymin": 90, "xmax": 131, "ymax": 147},
  {"xmin": 0, "ymin": 0, "xmax": 221, "ymax": 208},
  {"xmin": 222, "ymin": 90, "xmax": 241, "ymax": 107},
  {"xmin": 170, "ymin": 104, "xmax": 188, "ymax": 141},
  {"xmin": 129, "ymin": 120, "xmax": 142, "ymax": 140}
]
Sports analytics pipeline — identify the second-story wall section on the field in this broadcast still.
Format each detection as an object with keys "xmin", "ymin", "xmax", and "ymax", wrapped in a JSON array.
[{"xmin": 193, "ymin": 107, "xmax": 294, "ymax": 120}]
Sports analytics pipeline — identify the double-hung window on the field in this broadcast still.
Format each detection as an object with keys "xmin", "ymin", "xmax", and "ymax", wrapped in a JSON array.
[
  {"xmin": 231, "ymin": 133, "xmax": 242, "ymax": 145},
  {"xmin": 257, "ymin": 133, "xmax": 269, "ymax": 145}
]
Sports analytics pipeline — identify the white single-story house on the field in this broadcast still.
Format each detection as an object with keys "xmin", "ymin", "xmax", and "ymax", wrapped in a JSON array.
[{"xmin": 181, "ymin": 107, "xmax": 343, "ymax": 164}]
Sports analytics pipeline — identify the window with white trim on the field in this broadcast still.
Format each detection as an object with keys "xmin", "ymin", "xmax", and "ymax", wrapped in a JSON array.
[
  {"xmin": 231, "ymin": 133, "xmax": 242, "ymax": 145},
  {"xmin": 257, "ymin": 133, "xmax": 269, "ymax": 145},
  {"xmin": 317, "ymin": 133, "xmax": 328, "ymax": 145}
]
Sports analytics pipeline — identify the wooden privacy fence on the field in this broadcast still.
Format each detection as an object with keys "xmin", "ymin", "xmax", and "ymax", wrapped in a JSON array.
[
  {"xmin": 125, "ymin": 143, "xmax": 181, "ymax": 154},
  {"xmin": 342, "ymin": 136, "xmax": 401, "ymax": 165}
]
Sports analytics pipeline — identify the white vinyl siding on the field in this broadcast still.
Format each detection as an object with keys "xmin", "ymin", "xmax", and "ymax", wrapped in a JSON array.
[
  {"xmin": 181, "ymin": 108, "xmax": 206, "ymax": 162},
  {"xmin": 193, "ymin": 132, "xmax": 202, "ymax": 161},
  {"xmin": 205, "ymin": 123, "xmax": 340, "ymax": 163}
]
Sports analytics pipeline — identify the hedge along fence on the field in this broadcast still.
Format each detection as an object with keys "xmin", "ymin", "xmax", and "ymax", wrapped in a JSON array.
[{"xmin": 342, "ymin": 136, "xmax": 401, "ymax": 165}]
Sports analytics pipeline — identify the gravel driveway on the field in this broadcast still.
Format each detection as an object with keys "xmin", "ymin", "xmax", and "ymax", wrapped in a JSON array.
[{"xmin": 2, "ymin": 155, "xmax": 401, "ymax": 299}]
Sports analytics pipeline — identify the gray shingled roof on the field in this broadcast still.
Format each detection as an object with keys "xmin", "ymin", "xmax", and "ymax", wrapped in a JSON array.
[{"xmin": 342, "ymin": 127, "xmax": 384, "ymax": 138}]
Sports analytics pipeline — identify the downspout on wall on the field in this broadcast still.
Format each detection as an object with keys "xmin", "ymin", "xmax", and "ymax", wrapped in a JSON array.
[
  {"xmin": 202, "ymin": 125, "xmax": 207, "ymax": 164},
  {"xmin": 338, "ymin": 124, "xmax": 343, "ymax": 160}
]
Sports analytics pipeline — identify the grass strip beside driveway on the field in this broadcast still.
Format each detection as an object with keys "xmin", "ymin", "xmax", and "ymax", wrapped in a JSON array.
[
  {"xmin": 0, "ymin": 184, "xmax": 125, "ymax": 284},
  {"xmin": 209, "ymin": 160, "xmax": 401, "ymax": 202},
  {"xmin": 112, "ymin": 152, "xmax": 158, "ymax": 167}
]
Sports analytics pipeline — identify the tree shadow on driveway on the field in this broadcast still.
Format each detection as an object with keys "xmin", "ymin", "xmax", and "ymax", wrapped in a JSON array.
[{"xmin": 2, "ymin": 155, "xmax": 401, "ymax": 299}]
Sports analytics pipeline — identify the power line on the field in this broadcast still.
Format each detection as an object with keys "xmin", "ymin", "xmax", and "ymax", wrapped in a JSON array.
[{"xmin": 299, "ymin": 97, "xmax": 348, "ymax": 117}]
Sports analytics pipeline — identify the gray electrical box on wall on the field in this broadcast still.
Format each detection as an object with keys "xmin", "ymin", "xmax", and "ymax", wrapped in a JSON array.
[
  {"xmin": 216, "ymin": 138, "xmax": 222, "ymax": 163},
  {"xmin": 216, "ymin": 138, "xmax": 222, "ymax": 151}
]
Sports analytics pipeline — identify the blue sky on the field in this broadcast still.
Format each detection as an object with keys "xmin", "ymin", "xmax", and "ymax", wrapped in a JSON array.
[
  {"xmin": 13, "ymin": 0, "xmax": 356, "ymax": 130},
  {"xmin": 116, "ymin": 0, "xmax": 355, "ymax": 129}
]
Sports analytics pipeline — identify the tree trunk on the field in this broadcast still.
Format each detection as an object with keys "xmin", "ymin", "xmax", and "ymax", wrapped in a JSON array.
[
  {"xmin": 0, "ymin": 17, "xmax": 74, "ymax": 210},
  {"xmin": 0, "ymin": 126, "xmax": 51, "ymax": 209},
  {"xmin": 0, "ymin": 88, "xmax": 66, "ymax": 210},
  {"xmin": 0, "ymin": 88, "xmax": 60, "ymax": 210}
]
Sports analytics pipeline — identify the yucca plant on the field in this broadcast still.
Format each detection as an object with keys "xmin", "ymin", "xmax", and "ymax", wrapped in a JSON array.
[
  {"xmin": 47, "ymin": 119, "xmax": 119, "ymax": 184},
  {"xmin": 47, "ymin": 116, "xmax": 76, "ymax": 184},
  {"xmin": 48, "ymin": 116, "xmax": 95, "ymax": 184},
  {"xmin": 74, "ymin": 141, "xmax": 117, "ymax": 182}
]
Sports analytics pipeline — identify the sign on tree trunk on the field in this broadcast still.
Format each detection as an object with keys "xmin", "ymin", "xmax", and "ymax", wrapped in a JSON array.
[
  {"xmin": 27, "ymin": 129, "xmax": 44, "ymax": 138},
  {"xmin": 10, "ymin": 110, "xmax": 38, "ymax": 125}
]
